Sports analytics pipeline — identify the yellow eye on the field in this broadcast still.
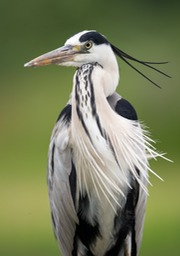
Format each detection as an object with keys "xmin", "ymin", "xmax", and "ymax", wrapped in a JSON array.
[{"xmin": 85, "ymin": 41, "xmax": 93, "ymax": 49}]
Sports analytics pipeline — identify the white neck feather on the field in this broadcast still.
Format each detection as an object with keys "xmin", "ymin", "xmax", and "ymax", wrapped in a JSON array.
[{"xmin": 95, "ymin": 45, "xmax": 120, "ymax": 97}]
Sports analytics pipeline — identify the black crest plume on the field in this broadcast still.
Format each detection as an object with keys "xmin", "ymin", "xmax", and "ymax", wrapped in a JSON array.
[{"xmin": 111, "ymin": 44, "xmax": 171, "ymax": 88}]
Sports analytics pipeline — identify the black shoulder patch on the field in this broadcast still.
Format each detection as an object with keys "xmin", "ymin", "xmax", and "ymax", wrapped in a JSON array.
[
  {"xmin": 56, "ymin": 104, "xmax": 72, "ymax": 123},
  {"xmin": 115, "ymin": 98, "xmax": 138, "ymax": 121},
  {"xmin": 79, "ymin": 31, "xmax": 109, "ymax": 45},
  {"xmin": 69, "ymin": 161, "xmax": 77, "ymax": 207}
]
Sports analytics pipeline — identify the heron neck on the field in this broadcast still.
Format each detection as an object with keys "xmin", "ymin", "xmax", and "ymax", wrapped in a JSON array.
[
  {"xmin": 71, "ymin": 62, "xmax": 118, "ymax": 141},
  {"xmin": 100, "ymin": 54, "xmax": 119, "ymax": 97}
]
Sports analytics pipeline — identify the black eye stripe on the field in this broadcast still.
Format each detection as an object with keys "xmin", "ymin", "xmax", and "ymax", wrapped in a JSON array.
[{"xmin": 80, "ymin": 32, "xmax": 109, "ymax": 45}]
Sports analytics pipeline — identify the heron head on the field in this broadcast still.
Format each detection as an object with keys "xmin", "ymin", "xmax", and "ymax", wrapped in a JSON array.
[
  {"xmin": 24, "ymin": 30, "xmax": 115, "ymax": 68},
  {"xmin": 24, "ymin": 30, "xmax": 170, "ymax": 88}
]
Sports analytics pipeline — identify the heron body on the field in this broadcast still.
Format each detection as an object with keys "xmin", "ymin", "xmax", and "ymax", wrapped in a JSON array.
[{"xmin": 25, "ymin": 30, "xmax": 169, "ymax": 256}]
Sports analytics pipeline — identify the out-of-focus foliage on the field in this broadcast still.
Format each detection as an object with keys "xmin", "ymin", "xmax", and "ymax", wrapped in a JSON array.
[{"xmin": 0, "ymin": 1, "xmax": 179, "ymax": 255}]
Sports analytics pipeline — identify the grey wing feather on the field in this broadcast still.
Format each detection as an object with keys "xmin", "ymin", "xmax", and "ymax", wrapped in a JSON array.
[
  {"xmin": 108, "ymin": 93, "xmax": 148, "ymax": 255},
  {"xmin": 47, "ymin": 104, "xmax": 78, "ymax": 256},
  {"xmin": 135, "ymin": 176, "xmax": 148, "ymax": 252}
]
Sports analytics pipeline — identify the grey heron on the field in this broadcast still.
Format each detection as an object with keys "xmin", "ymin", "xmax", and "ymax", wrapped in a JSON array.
[{"xmin": 25, "ymin": 30, "xmax": 170, "ymax": 256}]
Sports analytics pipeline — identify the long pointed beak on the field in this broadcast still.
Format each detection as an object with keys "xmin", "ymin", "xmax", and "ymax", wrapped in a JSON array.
[{"xmin": 24, "ymin": 45, "xmax": 80, "ymax": 67}]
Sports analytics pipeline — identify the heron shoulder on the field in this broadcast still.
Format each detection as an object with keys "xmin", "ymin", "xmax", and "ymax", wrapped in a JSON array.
[
  {"xmin": 115, "ymin": 98, "xmax": 138, "ymax": 121},
  {"xmin": 56, "ymin": 103, "xmax": 72, "ymax": 123}
]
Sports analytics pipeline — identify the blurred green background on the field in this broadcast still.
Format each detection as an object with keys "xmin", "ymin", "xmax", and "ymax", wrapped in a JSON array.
[{"xmin": 0, "ymin": 0, "xmax": 179, "ymax": 255}]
